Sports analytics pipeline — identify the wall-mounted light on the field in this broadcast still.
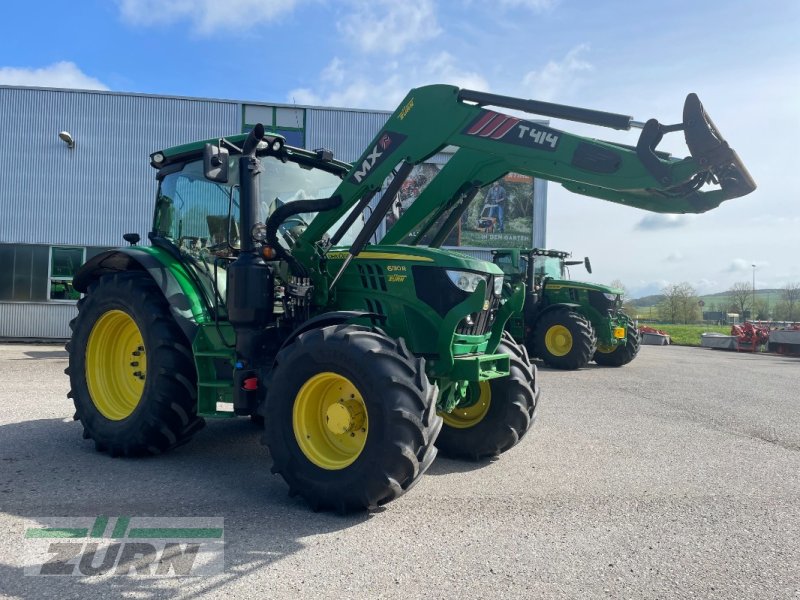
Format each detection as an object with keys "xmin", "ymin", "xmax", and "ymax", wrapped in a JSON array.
[{"xmin": 58, "ymin": 131, "xmax": 75, "ymax": 149}]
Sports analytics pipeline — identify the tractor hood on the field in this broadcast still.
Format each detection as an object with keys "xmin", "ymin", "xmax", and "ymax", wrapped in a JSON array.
[
  {"xmin": 544, "ymin": 279, "xmax": 623, "ymax": 296},
  {"xmin": 325, "ymin": 245, "xmax": 504, "ymax": 276}
]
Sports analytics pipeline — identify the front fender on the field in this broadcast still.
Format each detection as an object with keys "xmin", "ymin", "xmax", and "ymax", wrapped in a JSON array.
[{"xmin": 73, "ymin": 247, "xmax": 212, "ymax": 341}]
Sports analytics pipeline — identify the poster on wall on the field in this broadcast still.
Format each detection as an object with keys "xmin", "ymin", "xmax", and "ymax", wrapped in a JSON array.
[
  {"xmin": 459, "ymin": 172, "xmax": 535, "ymax": 249},
  {"xmin": 383, "ymin": 165, "xmax": 535, "ymax": 249}
]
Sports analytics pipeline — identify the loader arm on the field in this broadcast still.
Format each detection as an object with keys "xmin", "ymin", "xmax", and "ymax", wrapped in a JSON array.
[{"xmin": 298, "ymin": 84, "xmax": 754, "ymax": 257}]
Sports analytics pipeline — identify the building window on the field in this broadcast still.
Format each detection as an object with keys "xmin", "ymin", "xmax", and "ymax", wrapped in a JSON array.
[
  {"xmin": 0, "ymin": 244, "xmax": 49, "ymax": 302},
  {"xmin": 0, "ymin": 244, "xmax": 112, "ymax": 303},
  {"xmin": 243, "ymin": 104, "xmax": 306, "ymax": 148},
  {"xmin": 49, "ymin": 246, "xmax": 85, "ymax": 301}
]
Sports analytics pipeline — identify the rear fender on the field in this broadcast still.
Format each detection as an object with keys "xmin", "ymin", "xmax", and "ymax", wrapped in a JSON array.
[{"xmin": 73, "ymin": 247, "xmax": 212, "ymax": 341}]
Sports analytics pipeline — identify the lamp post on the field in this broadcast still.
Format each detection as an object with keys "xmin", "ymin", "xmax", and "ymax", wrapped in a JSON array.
[{"xmin": 752, "ymin": 264, "xmax": 756, "ymax": 322}]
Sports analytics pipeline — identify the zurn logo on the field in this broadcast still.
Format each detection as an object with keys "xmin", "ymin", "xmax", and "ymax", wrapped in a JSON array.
[{"xmin": 23, "ymin": 516, "xmax": 224, "ymax": 577}]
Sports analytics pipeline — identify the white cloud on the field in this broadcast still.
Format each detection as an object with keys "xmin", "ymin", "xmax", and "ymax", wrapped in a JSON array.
[
  {"xmin": 521, "ymin": 44, "xmax": 592, "ymax": 102},
  {"xmin": 665, "ymin": 251, "xmax": 684, "ymax": 262},
  {"xmin": 635, "ymin": 214, "xmax": 690, "ymax": 231},
  {"xmin": 289, "ymin": 51, "xmax": 488, "ymax": 109},
  {"xmin": 117, "ymin": 0, "xmax": 299, "ymax": 34},
  {"xmin": 725, "ymin": 259, "xmax": 768, "ymax": 273},
  {"xmin": 497, "ymin": 0, "xmax": 558, "ymax": 10},
  {"xmin": 338, "ymin": 0, "xmax": 441, "ymax": 55},
  {"xmin": 0, "ymin": 62, "xmax": 108, "ymax": 90}
]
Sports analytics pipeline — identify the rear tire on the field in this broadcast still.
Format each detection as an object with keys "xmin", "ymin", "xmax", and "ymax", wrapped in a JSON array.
[
  {"xmin": 436, "ymin": 333, "xmax": 540, "ymax": 460},
  {"xmin": 66, "ymin": 272, "xmax": 204, "ymax": 457},
  {"xmin": 531, "ymin": 309, "xmax": 596, "ymax": 370},
  {"xmin": 262, "ymin": 325, "xmax": 441, "ymax": 513},
  {"xmin": 593, "ymin": 323, "xmax": 641, "ymax": 367}
]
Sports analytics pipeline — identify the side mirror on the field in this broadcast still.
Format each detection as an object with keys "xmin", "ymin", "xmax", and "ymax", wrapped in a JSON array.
[
  {"xmin": 203, "ymin": 143, "xmax": 229, "ymax": 183},
  {"xmin": 584, "ymin": 257, "xmax": 592, "ymax": 274}
]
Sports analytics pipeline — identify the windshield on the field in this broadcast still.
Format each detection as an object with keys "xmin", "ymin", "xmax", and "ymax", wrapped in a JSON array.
[
  {"xmin": 153, "ymin": 154, "xmax": 343, "ymax": 252},
  {"xmin": 534, "ymin": 256, "xmax": 564, "ymax": 279}
]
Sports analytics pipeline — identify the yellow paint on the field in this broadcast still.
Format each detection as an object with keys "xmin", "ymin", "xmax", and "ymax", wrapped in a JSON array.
[
  {"xmin": 440, "ymin": 381, "xmax": 491, "ymax": 429},
  {"xmin": 546, "ymin": 284, "xmax": 600, "ymax": 292},
  {"xmin": 544, "ymin": 324, "xmax": 573, "ymax": 357},
  {"xmin": 398, "ymin": 97, "xmax": 415, "ymax": 120},
  {"xmin": 357, "ymin": 252, "xmax": 434, "ymax": 262},
  {"xmin": 85, "ymin": 309, "xmax": 146, "ymax": 421},
  {"xmin": 613, "ymin": 327, "xmax": 626, "ymax": 339},
  {"xmin": 293, "ymin": 372, "xmax": 368, "ymax": 470},
  {"xmin": 327, "ymin": 251, "xmax": 433, "ymax": 262}
]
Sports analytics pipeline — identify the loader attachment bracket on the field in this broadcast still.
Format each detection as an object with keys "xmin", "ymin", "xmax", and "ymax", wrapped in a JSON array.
[
  {"xmin": 681, "ymin": 93, "xmax": 756, "ymax": 199},
  {"xmin": 635, "ymin": 93, "xmax": 756, "ymax": 197},
  {"xmin": 635, "ymin": 119, "xmax": 683, "ymax": 185}
]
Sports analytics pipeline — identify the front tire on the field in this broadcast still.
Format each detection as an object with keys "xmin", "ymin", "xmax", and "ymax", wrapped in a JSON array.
[
  {"xmin": 593, "ymin": 323, "xmax": 641, "ymax": 367},
  {"xmin": 436, "ymin": 333, "xmax": 540, "ymax": 460},
  {"xmin": 262, "ymin": 325, "xmax": 441, "ymax": 513},
  {"xmin": 531, "ymin": 309, "xmax": 596, "ymax": 370},
  {"xmin": 66, "ymin": 272, "xmax": 204, "ymax": 457}
]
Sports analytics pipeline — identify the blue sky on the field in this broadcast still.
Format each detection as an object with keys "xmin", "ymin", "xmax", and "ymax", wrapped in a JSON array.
[{"xmin": 1, "ymin": 0, "xmax": 798, "ymax": 297}]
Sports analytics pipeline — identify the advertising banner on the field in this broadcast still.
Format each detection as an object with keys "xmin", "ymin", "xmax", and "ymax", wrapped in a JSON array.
[{"xmin": 384, "ymin": 165, "xmax": 535, "ymax": 249}]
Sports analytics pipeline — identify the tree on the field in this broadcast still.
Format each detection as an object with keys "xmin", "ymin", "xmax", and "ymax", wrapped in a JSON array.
[
  {"xmin": 753, "ymin": 297, "xmax": 770, "ymax": 321},
  {"xmin": 775, "ymin": 282, "xmax": 800, "ymax": 322},
  {"xmin": 728, "ymin": 282, "xmax": 752, "ymax": 316},
  {"xmin": 657, "ymin": 282, "xmax": 700, "ymax": 324},
  {"xmin": 782, "ymin": 282, "xmax": 800, "ymax": 322},
  {"xmin": 609, "ymin": 279, "xmax": 638, "ymax": 317}
]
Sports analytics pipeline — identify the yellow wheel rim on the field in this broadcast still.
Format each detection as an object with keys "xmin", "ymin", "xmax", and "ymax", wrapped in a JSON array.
[
  {"xmin": 293, "ymin": 372, "xmax": 368, "ymax": 470},
  {"xmin": 544, "ymin": 324, "xmax": 573, "ymax": 357},
  {"xmin": 85, "ymin": 309, "xmax": 146, "ymax": 421},
  {"xmin": 596, "ymin": 343, "xmax": 616, "ymax": 354},
  {"xmin": 441, "ymin": 381, "xmax": 491, "ymax": 429}
]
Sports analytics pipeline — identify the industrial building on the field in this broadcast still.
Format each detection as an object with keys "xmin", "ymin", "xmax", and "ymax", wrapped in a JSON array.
[{"xmin": 0, "ymin": 85, "xmax": 547, "ymax": 338}]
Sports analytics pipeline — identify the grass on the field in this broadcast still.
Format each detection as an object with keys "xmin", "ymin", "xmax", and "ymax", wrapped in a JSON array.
[{"xmin": 643, "ymin": 323, "xmax": 730, "ymax": 347}]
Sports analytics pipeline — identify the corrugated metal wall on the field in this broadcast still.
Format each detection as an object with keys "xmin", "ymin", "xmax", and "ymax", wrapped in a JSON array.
[
  {"xmin": 305, "ymin": 108, "xmax": 390, "ymax": 163},
  {"xmin": 0, "ymin": 87, "xmax": 240, "ymax": 247},
  {"xmin": 0, "ymin": 302, "xmax": 75, "ymax": 338}
]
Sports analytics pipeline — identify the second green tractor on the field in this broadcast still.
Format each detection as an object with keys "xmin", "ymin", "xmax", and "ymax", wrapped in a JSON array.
[{"xmin": 493, "ymin": 248, "xmax": 639, "ymax": 370}]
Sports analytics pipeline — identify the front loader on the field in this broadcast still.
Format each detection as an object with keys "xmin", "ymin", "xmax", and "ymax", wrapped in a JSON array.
[{"xmin": 66, "ymin": 84, "xmax": 754, "ymax": 512}]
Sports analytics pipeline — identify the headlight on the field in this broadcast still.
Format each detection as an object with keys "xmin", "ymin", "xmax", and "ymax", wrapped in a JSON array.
[
  {"xmin": 493, "ymin": 276, "xmax": 504, "ymax": 296},
  {"xmin": 446, "ymin": 270, "xmax": 487, "ymax": 293},
  {"xmin": 603, "ymin": 292, "xmax": 618, "ymax": 301}
]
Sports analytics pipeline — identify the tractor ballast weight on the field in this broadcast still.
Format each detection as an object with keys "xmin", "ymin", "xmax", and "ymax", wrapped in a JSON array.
[{"xmin": 67, "ymin": 84, "xmax": 755, "ymax": 512}]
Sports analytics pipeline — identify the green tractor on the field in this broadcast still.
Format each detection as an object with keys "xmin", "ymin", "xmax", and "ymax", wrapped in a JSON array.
[
  {"xmin": 65, "ymin": 84, "xmax": 754, "ymax": 512},
  {"xmin": 493, "ymin": 248, "xmax": 639, "ymax": 370}
]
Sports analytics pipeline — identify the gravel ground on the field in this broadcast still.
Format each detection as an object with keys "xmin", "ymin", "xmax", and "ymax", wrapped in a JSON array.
[{"xmin": 0, "ymin": 343, "xmax": 797, "ymax": 599}]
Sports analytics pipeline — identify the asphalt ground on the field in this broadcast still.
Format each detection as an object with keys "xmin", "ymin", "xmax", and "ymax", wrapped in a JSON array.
[{"xmin": 0, "ymin": 343, "xmax": 798, "ymax": 599}]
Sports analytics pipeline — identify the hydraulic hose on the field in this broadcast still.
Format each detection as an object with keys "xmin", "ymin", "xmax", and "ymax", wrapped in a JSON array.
[{"xmin": 265, "ymin": 195, "xmax": 343, "ymax": 274}]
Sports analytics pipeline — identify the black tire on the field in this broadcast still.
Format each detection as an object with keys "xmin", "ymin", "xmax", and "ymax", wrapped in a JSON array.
[
  {"xmin": 436, "ymin": 332, "xmax": 540, "ymax": 460},
  {"xmin": 593, "ymin": 323, "xmax": 641, "ymax": 367},
  {"xmin": 530, "ymin": 309, "xmax": 596, "ymax": 370},
  {"xmin": 66, "ymin": 272, "xmax": 204, "ymax": 457},
  {"xmin": 261, "ymin": 325, "xmax": 442, "ymax": 513}
]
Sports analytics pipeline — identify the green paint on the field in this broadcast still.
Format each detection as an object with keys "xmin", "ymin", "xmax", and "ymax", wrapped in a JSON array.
[
  {"xmin": 127, "ymin": 528, "xmax": 223, "ymax": 539},
  {"xmin": 111, "ymin": 516, "xmax": 130, "ymax": 539},
  {"xmin": 90, "ymin": 516, "xmax": 108, "ymax": 538}
]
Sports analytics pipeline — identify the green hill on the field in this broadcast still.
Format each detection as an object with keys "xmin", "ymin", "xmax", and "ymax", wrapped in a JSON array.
[{"xmin": 632, "ymin": 289, "xmax": 782, "ymax": 310}]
